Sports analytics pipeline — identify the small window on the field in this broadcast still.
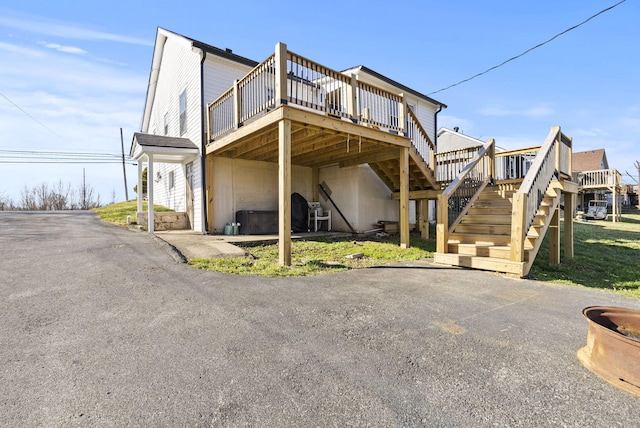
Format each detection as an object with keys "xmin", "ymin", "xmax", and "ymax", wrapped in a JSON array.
[
  {"xmin": 163, "ymin": 113, "xmax": 169, "ymax": 135},
  {"xmin": 169, "ymin": 170, "xmax": 175, "ymax": 189},
  {"xmin": 179, "ymin": 89, "xmax": 187, "ymax": 135}
]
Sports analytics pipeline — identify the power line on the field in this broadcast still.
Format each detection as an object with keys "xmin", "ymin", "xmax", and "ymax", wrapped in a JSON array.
[
  {"xmin": 0, "ymin": 91, "xmax": 74, "ymax": 146},
  {"xmin": 428, "ymin": 0, "xmax": 627, "ymax": 95},
  {"xmin": 0, "ymin": 148, "xmax": 135, "ymax": 164}
]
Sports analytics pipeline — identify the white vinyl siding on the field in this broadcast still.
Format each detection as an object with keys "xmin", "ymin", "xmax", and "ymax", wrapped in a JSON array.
[
  {"xmin": 179, "ymin": 89, "xmax": 187, "ymax": 135},
  {"xmin": 145, "ymin": 34, "xmax": 203, "ymax": 230}
]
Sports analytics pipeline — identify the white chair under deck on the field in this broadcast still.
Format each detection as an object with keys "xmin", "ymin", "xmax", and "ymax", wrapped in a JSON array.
[{"xmin": 308, "ymin": 202, "xmax": 331, "ymax": 232}]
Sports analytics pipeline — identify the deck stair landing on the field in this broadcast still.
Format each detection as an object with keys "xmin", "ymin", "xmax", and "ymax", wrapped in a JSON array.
[{"xmin": 435, "ymin": 182, "xmax": 562, "ymax": 276}]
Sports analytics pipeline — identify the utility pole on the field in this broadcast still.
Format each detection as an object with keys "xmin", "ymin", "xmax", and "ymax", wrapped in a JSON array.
[
  {"xmin": 635, "ymin": 161, "xmax": 640, "ymax": 209},
  {"xmin": 120, "ymin": 128, "xmax": 129, "ymax": 201},
  {"xmin": 83, "ymin": 167, "xmax": 86, "ymax": 209}
]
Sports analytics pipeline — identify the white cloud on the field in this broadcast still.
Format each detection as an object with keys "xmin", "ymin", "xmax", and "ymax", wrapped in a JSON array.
[
  {"xmin": 0, "ymin": 10, "xmax": 152, "ymax": 46},
  {"xmin": 0, "ymin": 41, "xmax": 44, "ymax": 57},
  {"xmin": 38, "ymin": 41, "xmax": 87, "ymax": 55}
]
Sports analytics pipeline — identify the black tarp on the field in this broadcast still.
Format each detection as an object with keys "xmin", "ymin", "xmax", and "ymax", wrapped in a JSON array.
[{"xmin": 291, "ymin": 192, "xmax": 309, "ymax": 232}]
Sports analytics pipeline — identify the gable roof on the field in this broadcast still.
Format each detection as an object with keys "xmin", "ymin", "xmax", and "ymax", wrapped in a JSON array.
[
  {"xmin": 436, "ymin": 128, "xmax": 484, "ymax": 153},
  {"xmin": 572, "ymin": 149, "xmax": 608, "ymax": 172},
  {"xmin": 130, "ymin": 133, "xmax": 199, "ymax": 163},
  {"xmin": 141, "ymin": 27, "xmax": 258, "ymax": 133}
]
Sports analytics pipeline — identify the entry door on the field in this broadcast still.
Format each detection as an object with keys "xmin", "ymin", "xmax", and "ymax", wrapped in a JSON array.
[{"xmin": 186, "ymin": 162, "xmax": 194, "ymax": 229}]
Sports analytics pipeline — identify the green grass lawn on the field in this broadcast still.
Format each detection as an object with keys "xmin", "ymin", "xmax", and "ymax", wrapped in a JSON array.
[
  {"xmin": 190, "ymin": 235, "xmax": 435, "ymax": 277},
  {"xmin": 529, "ymin": 211, "xmax": 640, "ymax": 299},
  {"xmin": 93, "ymin": 200, "xmax": 173, "ymax": 225}
]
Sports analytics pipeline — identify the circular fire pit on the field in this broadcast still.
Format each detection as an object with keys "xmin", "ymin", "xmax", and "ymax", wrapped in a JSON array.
[{"xmin": 577, "ymin": 306, "xmax": 640, "ymax": 397}]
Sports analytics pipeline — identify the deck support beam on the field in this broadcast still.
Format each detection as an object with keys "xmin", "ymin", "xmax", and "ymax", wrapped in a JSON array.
[
  {"xmin": 564, "ymin": 192, "xmax": 574, "ymax": 259},
  {"xmin": 278, "ymin": 119, "xmax": 292, "ymax": 266},
  {"xmin": 399, "ymin": 147, "xmax": 410, "ymax": 248},
  {"xmin": 418, "ymin": 199, "xmax": 430, "ymax": 239}
]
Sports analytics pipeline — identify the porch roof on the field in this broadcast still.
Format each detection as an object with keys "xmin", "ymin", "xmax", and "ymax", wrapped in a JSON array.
[{"xmin": 130, "ymin": 132, "xmax": 199, "ymax": 164}]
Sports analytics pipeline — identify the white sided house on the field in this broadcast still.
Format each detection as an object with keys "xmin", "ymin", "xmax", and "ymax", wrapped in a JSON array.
[
  {"xmin": 131, "ymin": 27, "xmax": 446, "ymax": 237},
  {"xmin": 132, "ymin": 27, "xmax": 579, "ymax": 278}
]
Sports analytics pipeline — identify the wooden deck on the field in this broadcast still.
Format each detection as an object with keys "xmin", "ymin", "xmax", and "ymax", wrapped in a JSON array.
[{"xmin": 205, "ymin": 43, "xmax": 438, "ymax": 265}]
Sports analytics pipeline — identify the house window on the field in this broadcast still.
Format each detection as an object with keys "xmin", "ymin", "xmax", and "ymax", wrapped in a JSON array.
[
  {"xmin": 163, "ymin": 113, "xmax": 169, "ymax": 135},
  {"xmin": 169, "ymin": 170, "xmax": 175, "ymax": 189},
  {"xmin": 179, "ymin": 89, "xmax": 187, "ymax": 135}
]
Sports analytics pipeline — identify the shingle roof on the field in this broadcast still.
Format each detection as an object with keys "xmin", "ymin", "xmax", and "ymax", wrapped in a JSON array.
[
  {"xmin": 132, "ymin": 133, "xmax": 198, "ymax": 151},
  {"xmin": 572, "ymin": 149, "xmax": 608, "ymax": 172}
]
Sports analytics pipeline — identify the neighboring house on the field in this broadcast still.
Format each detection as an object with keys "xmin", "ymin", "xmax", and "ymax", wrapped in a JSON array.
[
  {"xmin": 571, "ymin": 148, "xmax": 622, "ymax": 221},
  {"xmin": 572, "ymin": 148, "xmax": 608, "ymax": 172},
  {"xmin": 131, "ymin": 27, "xmax": 446, "ymax": 237}
]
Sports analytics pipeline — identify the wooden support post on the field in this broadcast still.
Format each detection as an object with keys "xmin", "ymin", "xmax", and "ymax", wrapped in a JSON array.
[
  {"xmin": 399, "ymin": 147, "xmax": 410, "ymax": 248},
  {"xmin": 510, "ymin": 193, "xmax": 526, "ymax": 262},
  {"xmin": 137, "ymin": 161, "xmax": 143, "ymax": 214},
  {"xmin": 312, "ymin": 166, "xmax": 319, "ymax": 202},
  {"xmin": 275, "ymin": 42, "xmax": 288, "ymax": 106},
  {"xmin": 147, "ymin": 154, "xmax": 154, "ymax": 234},
  {"xmin": 419, "ymin": 199, "xmax": 429, "ymax": 239},
  {"xmin": 347, "ymin": 74, "xmax": 358, "ymax": 120},
  {"xmin": 278, "ymin": 119, "xmax": 292, "ymax": 266},
  {"xmin": 564, "ymin": 192, "xmax": 574, "ymax": 259},
  {"xmin": 206, "ymin": 154, "xmax": 215, "ymax": 233},
  {"xmin": 233, "ymin": 79, "xmax": 241, "ymax": 129},
  {"xmin": 398, "ymin": 98, "xmax": 406, "ymax": 136},
  {"xmin": 436, "ymin": 195, "xmax": 448, "ymax": 253},
  {"xmin": 549, "ymin": 204, "xmax": 560, "ymax": 265},
  {"xmin": 612, "ymin": 188, "xmax": 618, "ymax": 223},
  {"xmin": 488, "ymin": 139, "xmax": 496, "ymax": 181}
]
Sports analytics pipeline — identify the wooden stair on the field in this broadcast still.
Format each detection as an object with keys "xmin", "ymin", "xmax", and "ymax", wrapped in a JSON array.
[
  {"xmin": 434, "ymin": 183, "xmax": 561, "ymax": 276},
  {"xmin": 368, "ymin": 147, "xmax": 437, "ymax": 193}
]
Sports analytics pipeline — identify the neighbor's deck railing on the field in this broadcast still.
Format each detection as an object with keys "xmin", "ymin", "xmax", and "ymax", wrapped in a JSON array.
[
  {"xmin": 207, "ymin": 42, "xmax": 434, "ymax": 169},
  {"xmin": 436, "ymin": 139, "xmax": 495, "ymax": 254},
  {"xmin": 573, "ymin": 169, "xmax": 621, "ymax": 189},
  {"xmin": 436, "ymin": 147, "xmax": 479, "ymax": 185},
  {"xmin": 510, "ymin": 126, "xmax": 572, "ymax": 262},
  {"xmin": 494, "ymin": 146, "xmax": 540, "ymax": 181}
]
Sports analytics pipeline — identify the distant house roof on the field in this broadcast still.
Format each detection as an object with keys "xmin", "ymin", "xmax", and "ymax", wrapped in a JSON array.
[
  {"xmin": 436, "ymin": 128, "xmax": 486, "ymax": 153},
  {"xmin": 341, "ymin": 65, "xmax": 446, "ymax": 108},
  {"xmin": 572, "ymin": 149, "xmax": 609, "ymax": 172}
]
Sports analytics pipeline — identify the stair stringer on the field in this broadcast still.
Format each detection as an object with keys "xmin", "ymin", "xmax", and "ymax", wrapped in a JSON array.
[{"xmin": 521, "ymin": 182, "xmax": 562, "ymax": 276}]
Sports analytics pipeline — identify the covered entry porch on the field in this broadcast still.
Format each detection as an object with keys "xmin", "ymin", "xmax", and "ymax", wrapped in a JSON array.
[{"xmin": 130, "ymin": 133, "xmax": 199, "ymax": 234}]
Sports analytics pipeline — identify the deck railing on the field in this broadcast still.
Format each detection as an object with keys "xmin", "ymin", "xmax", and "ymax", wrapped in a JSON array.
[
  {"xmin": 573, "ymin": 169, "xmax": 621, "ymax": 189},
  {"xmin": 436, "ymin": 147, "xmax": 479, "ymax": 185},
  {"xmin": 406, "ymin": 107, "xmax": 435, "ymax": 169},
  {"xmin": 436, "ymin": 139, "xmax": 495, "ymax": 253},
  {"xmin": 510, "ymin": 126, "xmax": 571, "ymax": 262},
  {"xmin": 494, "ymin": 147, "xmax": 540, "ymax": 181},
  {"xmin": 207, "ymin": 42, "xmax": 435, "ymax": 170}
]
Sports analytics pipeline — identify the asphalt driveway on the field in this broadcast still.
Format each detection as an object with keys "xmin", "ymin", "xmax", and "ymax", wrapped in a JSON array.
[{"xmin": 1, "ymin": 211, "xmax": 639, "ymax": 427}]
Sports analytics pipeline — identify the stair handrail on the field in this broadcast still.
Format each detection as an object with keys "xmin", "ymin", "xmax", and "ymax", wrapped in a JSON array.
[
  {"xmin": 510, "ymin": 126, "xmax": 566, "ymax": 262},
  {"xmin": 437, "ymin": 138, "xmax": 495, "ymax": 253},
  {"xmin": 406, "ymin": 107, "xmax": 436, "ymax": 170}
]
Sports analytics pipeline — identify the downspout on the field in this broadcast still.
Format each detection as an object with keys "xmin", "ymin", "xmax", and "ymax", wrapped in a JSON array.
[
  {"xmin": 434, "ymin": 104, "xmax": 443, "ymax": 151},
  {"xmin": 199, "ymin": 49, "xmax": 208, "ymax": 233}
]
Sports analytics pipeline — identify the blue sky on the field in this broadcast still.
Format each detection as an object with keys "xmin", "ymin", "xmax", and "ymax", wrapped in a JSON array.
[{"xmin": 0, "ymin": 0, "xmax": 638, "ymax": 203}]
